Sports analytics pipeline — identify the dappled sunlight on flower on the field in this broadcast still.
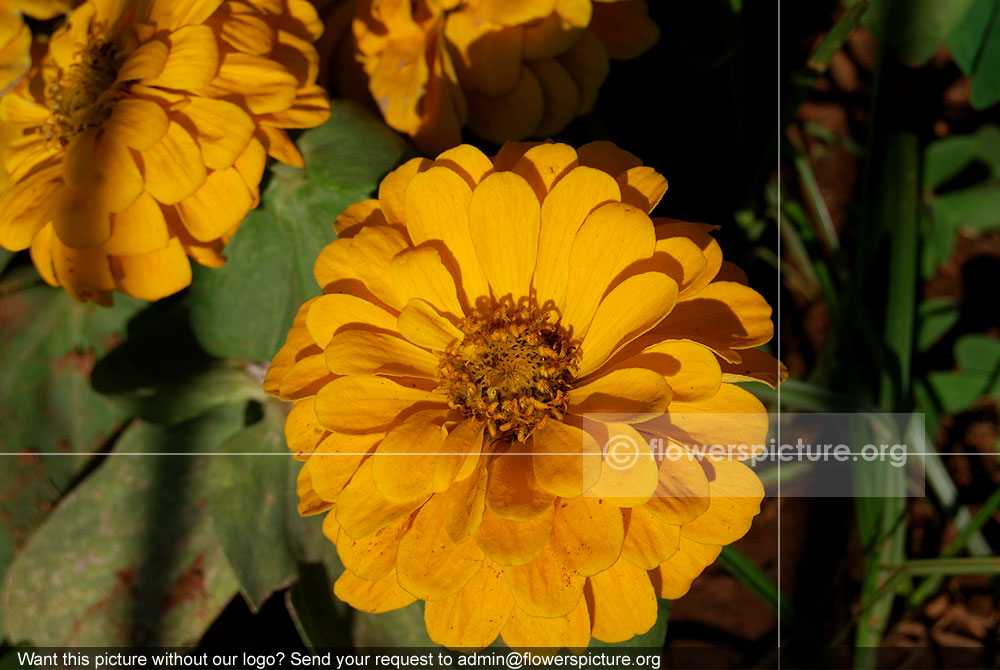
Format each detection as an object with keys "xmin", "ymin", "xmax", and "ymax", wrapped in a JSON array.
[
  {"xmin": 265, "ymin": 140, "xmax": 784, "ymax": 649},
  {"xmin": 325, "ymin": 0, "xmax": 659, "ymax": 154},
  {"xmin": 0, "ymin": 0, "xmax": 331, "ymax": 304}
]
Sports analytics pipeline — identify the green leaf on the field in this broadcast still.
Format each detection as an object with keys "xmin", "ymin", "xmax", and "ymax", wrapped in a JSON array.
[
  {"xmin": 970, "ymin": 1, "xmax": 1000, "ymax": 109},
  {"xmin": 0, "ymin": 249, "xmax": 15, "ymax": 275},
  {"xmin": 285, "ymin": 563, "xmax": 352, "ymax": 648},
  {"xmin": 0, "ymin": 273, "xmax": 144, "ymax": 489},
  {"xmin": 189, "ymin": 210, "xmax": 297, "ymax": 361},
  {"xmin": 932, "ymin": 183, "xmax": 1000, "ymax": 231},
  {"xmin": 206, "ymin": 406, "xmax": 300, "ymax": 611},
  {"xmin": 916, "ymin": 298, "xmax": 960, "ymax": 351},
  {"xmin": 948, "ymin": 0, "xmax": 996, "ymax": 74},
  {"xmin": 955, "ymin": 334, "xmax": 1000, "ymax": 375},
  {"xmin": 189, "ymin": 101, "xmax": 413, "ymax": 362},
  {"xmin": 2, "ymin": 407, "xmax": 245, "ymax": 646},
  {"xmin": 857, "ymin": 0, "xmax": 977, "ymax": 65},
  {"xmin": 0, "ymin": 453, "xmax": 59, "ymax": 641},
  {"xmin": 926, "ymin": 336, "xmax": 1000, "ymax": 414}
]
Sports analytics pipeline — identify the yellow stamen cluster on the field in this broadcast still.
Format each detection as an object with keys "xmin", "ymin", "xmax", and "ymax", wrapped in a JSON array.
[
  {"xmin": 439, "ymin": 297, "xmax": 579, "ymax": 442},
  {"xmin": 45, "ymin": 37, "xmax": 126, "ymax": 144}
]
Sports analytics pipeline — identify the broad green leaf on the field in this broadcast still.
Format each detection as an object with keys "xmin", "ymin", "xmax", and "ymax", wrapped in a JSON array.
[
  {"xmin": 932, "ymin": 183, "xmax": 1000, "ymax": 231},
  {"xmin": 926, "ymin": 334, "xmax": 1000, "ymax": 413},
  {"xmin": 923, "ymin": 134, "xmax": 979, "ymax": 192},
  {"xmin": 948, "ymin": 0, "xmax": 996, "ymax": 74},
  {"xmin": 916, "ymin": 298, "xmax": 960, "ymax": 352},
  {"xmin": 0, "ymin": 272, "xmax": 144, "ymax": 489},
  {"xmin": 0, "ymin": 450, "xmax": 59, "ymax": 641},
  {"xmin": 189, "ymin": 101, "xmax": 412, "ymax": 362},
  {"xmin": 855, "ymin": 0, "xmax": 977, "ymax": 65},
  {"xmin": 206, "ymin": 406, "xmax": 300, "ymax": 611},
  {"xmin": 954, "ymin": 334, "xmax": 1000, "ymax": 375},
  {"xmin": 190, "ymin": 210, "xmax": 297, "ymax": 361},
  {"xmin": 2, "ymin": 407, "xmax": 245, "ymax": 646},
  {"xmin": 970, "ymin": 1, "xmax": 1000, "ymax": 108}
]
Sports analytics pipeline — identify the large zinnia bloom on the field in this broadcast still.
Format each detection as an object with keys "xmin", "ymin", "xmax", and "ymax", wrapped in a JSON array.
[
  {"xmin": 266, "ymin": 141, "xmax": 783, "ymax": 649},
  {"xmin": 0, "ymin": 0, "xmax": 330, "ymax": 304},
  {"xmin": 328, "ymin": 0, "xmax": 659, "ymax": 154}
]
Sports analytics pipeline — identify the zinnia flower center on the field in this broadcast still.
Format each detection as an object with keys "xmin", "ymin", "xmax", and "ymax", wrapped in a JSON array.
[
  {"xmin": 438, "ymin": 298, "xmax": 579, "ymax": 442},
  {"xmin": 46, "ymin": 37, "xmax": 126, "ymax": 144}
]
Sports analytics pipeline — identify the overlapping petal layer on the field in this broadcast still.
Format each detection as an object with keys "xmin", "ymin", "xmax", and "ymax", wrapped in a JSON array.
[
  {"xmin": 326, "ymin": 0, "xmax": 659, "ymax": 153},
  {"xmin": 0, "ymin": 0, "xmax": 331, "ymax": 303},
  {"xmin": 266, "ymin": 141, "xmax": 785, "ymax": 649}
]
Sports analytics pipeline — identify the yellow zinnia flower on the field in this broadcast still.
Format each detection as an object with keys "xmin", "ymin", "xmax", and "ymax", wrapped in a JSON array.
[
  {"xmin": 0, "ymin": 0, "xmax": 331, "ymax": 304},
  {"xmin": 266, "ymin": 141, "xmax": 783, "ymax": 649},
  {"xmin": 328, "ymin": 0, "xmax": 659, "ymax": 154}
]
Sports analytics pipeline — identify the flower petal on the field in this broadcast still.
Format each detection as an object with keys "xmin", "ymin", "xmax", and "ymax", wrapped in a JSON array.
[
  {"xmin": 607, "ymin": 340, "xmax": 722, "ymax": 403},
  {"xmin": 112, "ymin": 237, "xmax": 192, "ymax": 300},
  {"xmin": 468, "ymin": 171, "xmax": 540, "ymax": 301},
  {"xmin": 720, "ymin": 348, "xmax": 787, "ymax": 388},
  {"xmin": 176, "ymin": 167, "xmax": 253, "ymax": 242},
  {"xmin": 679, "ymin": 457, "xmax": 764, "ymax": 545},
  {"xmin": 141, "ymin": 121, "xmax": 207, "ymax": 205},
  {"xmin": 307, "ymin": 431, "xmax": 382, "ymax": 498},
  {"xmin": 529, "ymin": 419, "xmax": 601, "ymax": 498},
  {"xmin": 504, "ymin": 545, "xmax": 585, "ymax": 617},
  {"xmin": 336, "ymin": 459, "xmax": 428, "ymax": 539},
  {"xmin": 653, "ymin": 281, "xmax": 774, "ymax": 352},
  {"xmin": 402, "ymin": 166, "xmax": 489, "ymax": 309},
  {"xmin": 104, "ymin": 98, "xmax": 168, "ymax": 151},
  {"xmin": 336, "ymin": 514, "xmax": 410, "ymax": 580},
  {"xmin": 585, "ymin": 558, "xmax": 657, "ymax": 643},
  {"xmin": 501, "ymin": 596, "xmax": 590, "ymax": 650},
  {"xmin": 532, "ymin": 166, "xmax": 621, "ymax": 309},
  {"xmin": 617, "ymin": 166, "xmax": 667, "ymax": 213},
  {"xmin": 390, "ymin": 246, "xmax": 465, "ymax": 318},
  {"xmin": 578, "ymin": 272, "xmax": 678, "ymax": 376},
  {"xmin": 306, "ymin": 293, "xmax": 398, "ymax": 349},
  {"xmin": 315, "ymin": 376, "xmax": 447, "ymax": 435},
  {"xmin": 486, "ymin": 450, "xmax": 555, "ymax": 521},
  {"xmin": 424, "ymin": 559, "xmax": 513, "ymax": 650},
  {"xmin": 650, "ymin": 536, "xmax": 722, "ymax": 599},
  {"xmin": 179, "ymin": 97, "xmax": 255, "ymax": 170},
  {"xmin": 561, "ymin": 202, "xmax": 655, "ymax": 339},
  {"xmin": 396, "ymin": 494, "xmax": 484, "ymax": 600},
  {"xmin": 326, "ymin": 330, "xmax": 439, "ymax": 379},
  {"xmin": 474, "ymin": 505, "xmax": 553, "ymax": 567},
  {"xmin": 510, "ymin": 142, "xmax": 578, "ymax": 203},
  {"xmin": 147, "ymin": 24, "xmax": 219, "ymax": 89},
  {"xmin": 566, "ymin": 368, "xmax": 672, "ymax": 422},
  {"xmin": 550, "ymin": 495, "xmax": 623, "ymax": 576},
  {"xmin": 334, "ymin": 569, "xmax": 416, "ymax": 613},
  {"xmin": 371, "ymin": 414, "xmax": 448, "ymax": 502},
  {"xmin": 622, "ymin": 506, "xmax": 680, "ymax": 569},
  {"xmin": 641, "ymin": 446, "xmax": 711, "ymax": 525},
  {"xmin": 433, "ymin": 144, "xmax": 494, "ymax": 187},
  {"xmin": 397, "ymin": 298, "xmax": 464, "ymax": 352}
]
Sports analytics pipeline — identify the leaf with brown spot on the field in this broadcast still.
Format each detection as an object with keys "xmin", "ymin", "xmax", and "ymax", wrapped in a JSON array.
[{"xmin": 2, "ymin": 406, "xmax": 244, "ymax": 646}]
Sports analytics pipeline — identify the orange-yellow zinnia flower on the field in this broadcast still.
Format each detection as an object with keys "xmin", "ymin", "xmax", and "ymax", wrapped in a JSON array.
[
  {"xmin": 0, "ymin": 0, "xmax": 331, "ymax": 304},
  {"xmin": 328, "ymin": 0, "xmax": 659, "ymax": 154},
  {"xmin": 266, "ymin": 141, "xmax": 784, "ymax": 649}
]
